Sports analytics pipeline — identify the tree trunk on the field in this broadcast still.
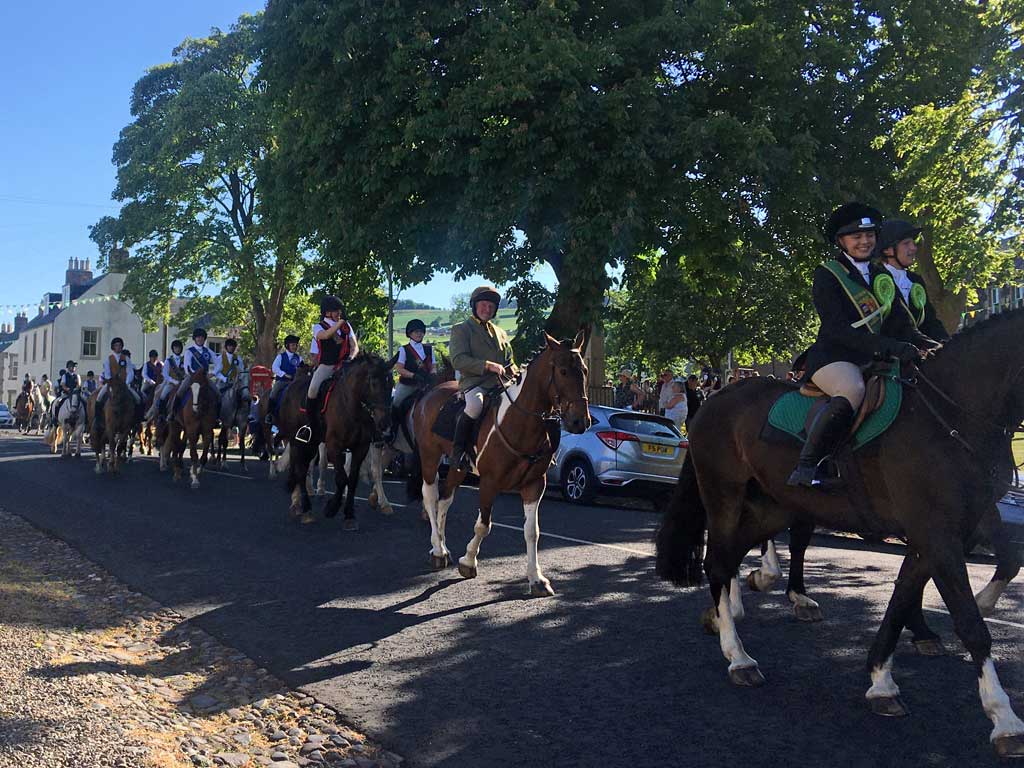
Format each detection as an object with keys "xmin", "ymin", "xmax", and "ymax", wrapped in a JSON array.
[
  {"xmin": 913, "ymin": 231, "xmax": 967, "ymax": 333},
  {"xmin": 251, "ymin": 256, "xmax": 292, "ymax": 366}
]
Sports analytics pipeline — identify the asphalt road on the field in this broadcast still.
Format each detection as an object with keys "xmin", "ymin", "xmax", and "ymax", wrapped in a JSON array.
[{"xmin": 2, "ymin": 432, "xmax": 1022, "ymax": 768}]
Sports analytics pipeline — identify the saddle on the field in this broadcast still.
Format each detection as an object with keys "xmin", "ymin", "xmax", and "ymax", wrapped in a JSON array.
[
  {"xmin": 764, "ymin": 362, "xmax": 903, "ymax": 451},
  {"xmin": 430, "ymin": 388, "xmax": 501, "ymax": 444}
]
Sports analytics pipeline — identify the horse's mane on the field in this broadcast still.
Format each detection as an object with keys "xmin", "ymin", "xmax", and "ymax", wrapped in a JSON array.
[{"xmin": 927, "ymin": 304, "xmax": 1024, "ymax": 362}]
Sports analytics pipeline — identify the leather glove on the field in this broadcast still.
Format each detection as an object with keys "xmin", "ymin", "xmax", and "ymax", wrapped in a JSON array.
[
  {"xmin": 877, "ymin": 338, "xmax": 920, "ymax": 363},
  {"xmin": 414, "ymin": 369, "xmax": 431, "ymax": 386}
]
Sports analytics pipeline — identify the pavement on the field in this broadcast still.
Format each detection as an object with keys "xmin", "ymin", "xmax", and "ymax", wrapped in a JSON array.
[{"xmin": 1, "ymin": 431, "xmax": 1022, "ymax": 768}]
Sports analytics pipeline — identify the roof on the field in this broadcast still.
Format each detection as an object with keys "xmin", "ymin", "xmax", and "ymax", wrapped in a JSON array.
[
  {"xmin": 70, "ymin": 275, "xmax": 103, "ymax": 301},
  {"xmin": 23, "ymin": 307, "xmax": 62, "ymax": 331},
  {"xmin": 0, "ymin": 340, "xmax": 12, "ymax": 354}
]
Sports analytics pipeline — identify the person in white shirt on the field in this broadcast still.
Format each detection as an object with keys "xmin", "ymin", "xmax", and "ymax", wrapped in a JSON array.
[
  {"xmin": 266, "ymin": 334, "xmax": 303, "ymax": 423},
  {"xmin": 93, "ymin": 337, "xmax": 140, "ymax": 433},
  {"xmin": 296, "ymin": 296, "xmax": 358, "ymax": 443},
  {"xmin": 147, "ymin": 340, "xmax": 185, "ymax": 420},
  {"xmin": 386, "ymin": 319, "xmax": 435, "ymax": 441},
  {"xmin": 663, "ymin": 379, "xmax": 689, "ymax": 430},
  {"xmin": 657, "ymin": 369, "xmax": 675, "ymax": 415},
  {"xmin": 175, "ymin": 328, "xmax": 215, "ymax": 408},
  {"xmin": 213, "ymin": 338, "xmax": 246, "ymax": 391}
]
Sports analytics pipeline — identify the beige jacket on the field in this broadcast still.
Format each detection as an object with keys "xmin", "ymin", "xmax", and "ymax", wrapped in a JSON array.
[{"xmin": 449, "ymin": 316, "xmax": 515, "ymax": 391}]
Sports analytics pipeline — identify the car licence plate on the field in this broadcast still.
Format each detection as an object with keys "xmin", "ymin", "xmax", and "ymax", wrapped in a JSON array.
[{"xmin": 642, "ymin": 442, "xmax": 674, "ymax": 455}]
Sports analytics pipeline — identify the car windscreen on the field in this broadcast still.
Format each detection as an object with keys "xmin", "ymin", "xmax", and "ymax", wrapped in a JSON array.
[{"xmin": 608, "ymin": 413, "xmax": 681, "ymax": 439}]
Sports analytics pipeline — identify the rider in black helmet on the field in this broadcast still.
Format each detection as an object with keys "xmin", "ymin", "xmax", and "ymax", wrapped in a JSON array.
[
  {"xmin": 876, "ymin": 219, "xmax": 950, "ymax": 342},
  {"xmin": 267, "ymin": 334, "xmax": 303, "ymax": 424},
  {"xmin": 387, "ymin": 318, "xmax": 436, "ymax": 442},
  {"xmin": 296, "ymin": 296, "xmax": 359, "ymax": 443}
]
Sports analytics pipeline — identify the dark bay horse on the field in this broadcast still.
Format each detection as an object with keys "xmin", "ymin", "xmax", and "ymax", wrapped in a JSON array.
[
  {"xmin": 164, "ymin": 369, "xmax": 218, "ymax": 489},
  {"xmin": 14, "ymin": 392, "xmax": 33, "ymax": 433},
  {"xmin": 656, "ymin": 308, "xmax": 1024, "ymax": 757},
  {"xmin": 89, "ymin": 363, "xmax": 138, "ymax": 475},
  {"xmin": 262, "ymin": 367, "xmax": 330, "ymax": 498},
  {"xmin": 408, "ymin": 333, "xmax": 590, "ymax": 596},
  {"xmin": 286, "ymin": 354, "xmax": 393, "ymax": 529}
]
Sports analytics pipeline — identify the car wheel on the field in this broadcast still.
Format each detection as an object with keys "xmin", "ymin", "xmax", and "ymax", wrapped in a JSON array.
[{"xmin": 562, "ymin": 459, "xmax": 596, "ymax": 505}]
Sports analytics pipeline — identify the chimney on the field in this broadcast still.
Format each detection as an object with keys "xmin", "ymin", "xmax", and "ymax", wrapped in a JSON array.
[
  {"xmin": 64, "ymin": 256, "xmax": 94, "ymax": 288},
  {"xmin": 14, "ymin": 313, "xmax": 27, "ymax": 333},
  {"xmin": 108, "ymin": 247, "xmax": 129, "ymax": 273}
]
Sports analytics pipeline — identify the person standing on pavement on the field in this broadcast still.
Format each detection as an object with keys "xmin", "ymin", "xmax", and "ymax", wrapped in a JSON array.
[
  {"xmin": 657, "ymin": 370, "xmax": 675, "ymax": 415},
  {"xmin": 663, "ymin": 379, "xmax": 688, "ymax": 429},
  {"xmin": 684, "ymin": 374, "xmax": 703, "ymax": 430},
  {"xmin": 614, "ymin": 369, "xmax": 639, "ymax": 410}
]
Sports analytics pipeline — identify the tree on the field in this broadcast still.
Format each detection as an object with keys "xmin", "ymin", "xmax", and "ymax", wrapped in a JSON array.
[
  {"xmin": 91, "ymin": 14, "xmax": 301, "ymax": 365},
  {"xmin": 448, "ymin": 293, "xmax": 471, "ymax": 327}
]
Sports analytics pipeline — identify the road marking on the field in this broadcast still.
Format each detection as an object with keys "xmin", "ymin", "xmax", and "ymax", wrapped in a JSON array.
[
  {"xmin": 921, "ymin": 606, "xmax": 1024, "ymax": 631},
  {"xmin": 491, "ymin": 521, "xmax": 652, "ymax": 557}
]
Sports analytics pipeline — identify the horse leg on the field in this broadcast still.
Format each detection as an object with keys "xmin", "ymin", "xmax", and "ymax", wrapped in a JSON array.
[
  {"xmin": 784, "ymin": 520, "xmax": 823, "ymax": 622},
  {"xmin": 272, "ymin": 441, "xmax": 289, "ymax": 480},
  {"xmin": 368, "ymin": 442, "xmax": 394, "ymax": 515},
  {"xmin": 189, "ymin": 434, "xmax": 201, "ymax": 489},
  {"xmin": 316, "ymin": 441, "xmax": 329, "ymax": 495},
  {"xmin": 706, "ymin": 575, "xmax": 765, "ymax": 687},
  {"xmin": 520, "ymin": 478, "xmax": 553, "ymax": 597},
  {"xmin": 457, "ymin": 500, "xmax": 493, "ymax": 581},
  {"xmin": 976, "ymin": 505, "xmax": 1020, "ymax": 617},
  {"xmin": 434, "ymin": 468, "xmax": 465, "ymax": 569},
  {"xmin": 287, "ymin": 445, "xmax": 314, "ymax": 522},
  {"xmin": 237, "ymin": 420, "xmax": 247, "ymax": 473},
  {"xmin": 747, "ymin": 538, "xmax": 783, "ymax": 593},
  {"xmin": 340, "ymin": 444, "xmax": 367, "ymax": 531},
  {"xmin": 324, "ymin": 441, "xmax": 348, "ymax": 520},
  {"xmin": 421, "ymin": 454, "xmax": 451, "ymax": 570}
]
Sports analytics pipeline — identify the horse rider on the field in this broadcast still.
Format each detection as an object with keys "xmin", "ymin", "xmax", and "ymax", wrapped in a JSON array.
[
  {"xmin": 449, "ymin": 285, "xmax": 516, "ymax": 470},
  {"xmin": 22, "ymin": 373, "xmax": 33, "ymax": 396},
  {"xmin": 296, "ymin": 295, "xmax": 359, "ymax": 443},
  {"xmin": 266, "ymin": 334, "xmax": 302, "ymax": 423},
  {"xmin": 39, "ymin": 374, "xmax": 52, "ymax": 410},
  {"xmin": 146, "ymin": 339, "xmax": 186, "ymax": 420},
  {"xmin": 83, "ymin": 371, "xmax": 97, "ymax": 396},
  {"xmin": 214, "ymin": 338, "xmax": 246, "ymax": 392},
  {"xmin": 787, "ymin": 202, "xmax": 939, "ymax": 490},
  {"xmin": 141, "ymin": 350, "xmax": 163, "ymax": 398},
  {"xmin": 387, "ymin": 318, "xmax": 436, "ymax": 441},
  {"xmin": 51, "ymin": 361, "xmax": 81, "ymax": 420},
  {"xmin": 174, "ymin": 328, "xmax": 215, "ymax": 408},
  {"xmin": 877, "ymin": 219, "xmax": 950, "ymax": 341},
  {"xmin": 94, "ymin": 337, "xmax": 141, "ymax": 434}
]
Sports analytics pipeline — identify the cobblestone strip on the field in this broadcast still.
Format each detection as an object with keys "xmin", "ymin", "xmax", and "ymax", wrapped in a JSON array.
[{"xmin": 0, "ymin": 507, "xmax": 403, "ymax": 768}]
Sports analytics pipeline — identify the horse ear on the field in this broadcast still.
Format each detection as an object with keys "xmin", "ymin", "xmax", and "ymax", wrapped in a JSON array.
[
  {"xmin": 545, "ymin": 332, "xmax": 559, "ymax": 350},
  {"xmin": 573, "ymin": 329, "xmax": 586, "ymax": 350}
]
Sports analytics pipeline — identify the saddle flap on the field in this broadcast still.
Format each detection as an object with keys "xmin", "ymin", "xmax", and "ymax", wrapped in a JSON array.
[{"xmin": 431, "ymin": 394, "xmax": 466, "ymax": 442}]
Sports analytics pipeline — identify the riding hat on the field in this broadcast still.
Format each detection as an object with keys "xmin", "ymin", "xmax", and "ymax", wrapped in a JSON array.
[
  {"xmin": 192, "ymin": 328, "xmax": 208, "ymax": 340},
  {"xmin": 224, "ymin": 338, "xmax": 238, "ymax": 349},
  {"xmin": 148, "ymin": 349, "xmax": 159, "ymax": 358},
  {"xmin": 171, "ymin": 339, "xmax": 184, "ymax": 350},
  {"xmin": 877, "ymin": 219, "xmax": 922, "ymax": 254},
  {"xmin": 110, "ymin": 337, "xmax": 124, "ymax": 349},
  {"xmin": 320, "ymin": 295, "xmax": 345, "ymax": 316},
  {"xmin": 405, "ymin": 319, "xmax": 426, "ymax": 336},
  {"xmin": 825, "ymin": 202, "xmax": 884, "ymax": 244},
  {"xmin": 470, "ymin": 285, "xmax": 501, "ymax": 319},
  {"xmin": 66, "ymin": 360, "xmax": 76, "ymax": 368},
  {"xmin": 284, "ymin": 334, "xmax": 300, "ymax": 346}
]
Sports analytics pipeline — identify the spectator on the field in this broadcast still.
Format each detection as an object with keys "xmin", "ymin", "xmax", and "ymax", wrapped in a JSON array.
[
  {"xmin": 613, "ymin": 369, "xmax": 636, "ymax": 409},
  {"xmin": 656, "ymin": 369, "xmax": 674, "ymax": 415},
  {"xmin": 685, "ymin": 374, "xmax": 703, "ymax": 429},
  {"xmin": 664, "ymin": 379, "xmax": 688, "ymax": 429}
]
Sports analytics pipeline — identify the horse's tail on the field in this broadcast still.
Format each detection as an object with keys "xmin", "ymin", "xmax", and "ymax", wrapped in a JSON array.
[
  {"xmin": 405, "ymin": 447, "xmax": 423, "ymax": 501},
  {"xmin": 655, "ymin": 452, "xmax": 706, "ymax": 587}
]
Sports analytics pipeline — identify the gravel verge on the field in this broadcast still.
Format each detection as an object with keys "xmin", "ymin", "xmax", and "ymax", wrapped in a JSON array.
[{"xmin": 0, "ymin": 507, "xmax": 403, "ymax": 768}]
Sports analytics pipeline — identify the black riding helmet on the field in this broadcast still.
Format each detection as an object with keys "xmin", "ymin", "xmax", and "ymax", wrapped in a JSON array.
[
  {"xmin": 192, "ymin": 328, "xmax": 208, "ymax": 341},
  {"xmin": 405, "ymin": 319, "xmax": 426, "ymax": 336},
  {"xmin": 110, "ymin": 337, "xmax": 124, "ymax": 349},
  {"xmin": 877, "ymin": 219, "xmax": 923, "ymax": 254},
  {"xmin": 66, "ymin": 359, "xmax": 76, "ymax": 369},
  {"xmin": 148, "ymin": 349, "xmax": 159, "ymax": 359},
  {"xmin": 824, "ymin": 202, "xmax": 884, "ymax": 245},
  {"xmin": 320, "ymin": 295, "xmax": 345, "ymax": 317},
  {"xmin": 284, "ymin": 334, "xmax": 300, "ymax": 346},
  {"xmin": 224, "ymin": 338, "xmax": 238, "ymax": 350},
  {"xmin": 171, "ymin": 339, "xmax": 184, "ymax": 351}
]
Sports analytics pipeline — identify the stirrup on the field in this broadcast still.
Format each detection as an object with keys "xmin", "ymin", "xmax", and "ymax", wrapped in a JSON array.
[{"xmin": 294, "ymin": 424, "xmax": 312, "ymax": 444}]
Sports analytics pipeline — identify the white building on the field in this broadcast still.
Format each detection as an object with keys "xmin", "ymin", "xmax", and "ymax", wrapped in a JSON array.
[{"xmin": 15, "ymin": 257, "xmax": 183, "ymax": 388}]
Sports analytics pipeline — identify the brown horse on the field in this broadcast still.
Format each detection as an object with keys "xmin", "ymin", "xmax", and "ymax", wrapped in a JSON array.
[
  {"xmin": 89, "ymin": 362, "xmax": 138, "ymax": 475},
  {"xmin": 407, "ymin": 333, "xmax": 590, "ymax": 596},
  {"xmin": 286, "ymin": 354, "xmax": 393, "ymax": 528},
  {"xmin": 14, "ymin": 392, "xmax": 33, "ymax": 433},
  {"xmin": 261, "ymin": 367, "xmax": 330, "ymax": 499},
  {"xmin": 139, "ymin": 368, "xmax": 163, "ymax": 456},
  {"xmin": 655, "ymin": 307, "xmax": 1024, "ymax": 757},
  {"xmin": 163, "ymin": 369, "xmax": 218, "ymax": 489}
]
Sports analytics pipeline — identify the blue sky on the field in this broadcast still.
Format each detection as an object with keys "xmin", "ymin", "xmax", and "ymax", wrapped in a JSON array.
[{"xmin": 0, "ymin": 1, "xmax": 554, "ymax": 320}]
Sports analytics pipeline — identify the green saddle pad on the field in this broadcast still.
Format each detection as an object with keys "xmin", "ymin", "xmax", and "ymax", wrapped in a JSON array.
[{"xmin": 767, "ymin": 368, "xmax": 903, "ymax": 451}]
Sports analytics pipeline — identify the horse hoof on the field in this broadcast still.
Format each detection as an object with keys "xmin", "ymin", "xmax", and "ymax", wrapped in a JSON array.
[
  {"xmin": 912, "ymin": 638, "xmax": 946, "ymax": 657},
  {"xmin": 530, "ymin": 580, "xmax": 555, "ymax": 598},
  {"xmin": 869, "ymin": 695, "xmax": 909, "ymax": 717},
  {"xmin": 456, "ymin": 561, "xmax": 475, "ymax": 578},
  {"xmin": 316, "ymin": 487, "xmax": 326, "ymax": 498},
  {"xmin": 794, "ymin": 603, "xmax": 824, "ymax": 622},
  {"xmin": 728, "ymin": 665, "xmax": 766, "ymax": 688},
  {"xmin": 701, "ymin": 606, "xmax": 720, "ymax": 635},
  {"xmin": 342, "ymin": 518, "xmax": 359, "ymax": 532},
  {"xmin": 300, "ymin": 512, "xmax": 317, "ymax": 525},
  {"xmin": 993, "ymin": 734, "xmax": 1024, "ymax": 758},
  {"xmin": 287, "ymin": 506, "xmax": 302, "ymax": 521},
  {"xmin": 430, "ymin": 554, "xmax": 451, "ymax": 571},
  {"xmin": 367, "ymin": 493, "xmax": 379, "ymax": 510},
  {"xmin": 380, "ymin": 504, "xmax": 394, "ymax": 516}
]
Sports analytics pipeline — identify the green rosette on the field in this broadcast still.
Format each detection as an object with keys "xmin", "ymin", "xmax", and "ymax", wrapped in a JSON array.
[
  {"xmin": 872, "ymin": 273, "xmax": 897, "ymax": 320},
  {"xmin": 909, "ymin": 282, "xmax": 927, "ymax": 325}
]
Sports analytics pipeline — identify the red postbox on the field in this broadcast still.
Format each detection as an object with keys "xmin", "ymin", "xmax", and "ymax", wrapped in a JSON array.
[{"xmin": 250, "ymin": 365, "xmax": 273, "ymax": 398}]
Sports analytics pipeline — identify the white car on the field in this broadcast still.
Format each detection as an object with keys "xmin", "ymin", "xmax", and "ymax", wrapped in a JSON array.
[{"xmin": 0, "ymin": 403, "xmax": 14, "ymax": 428}]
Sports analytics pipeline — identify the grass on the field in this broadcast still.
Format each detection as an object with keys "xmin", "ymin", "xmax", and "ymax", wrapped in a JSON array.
[{"xmin": 389, "ymin": 307, "xmax": 520, "ymax": 349}]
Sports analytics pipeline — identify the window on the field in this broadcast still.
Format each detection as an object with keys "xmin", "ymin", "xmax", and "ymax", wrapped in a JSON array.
[
  {"xmin": 42, "ymin": 329, "xmax": 47, "ymax": 361},
  {"xmin": 82, "ymin": 328, "xmax": 99, "ymax": 358},
  {"xmin": 9, "ymin": 359, "xmax": 16, "ymax": 379},
  {"xmin": 32, "ymin": 332, "xmax": 37, "ymax": 363},
  {"xmin": 208, "ymin": 341, "xmax": 222, "ymax": 354},
  {"xmin": 23, "ymin": 336, "xmax": 27, "ymax": 359}
]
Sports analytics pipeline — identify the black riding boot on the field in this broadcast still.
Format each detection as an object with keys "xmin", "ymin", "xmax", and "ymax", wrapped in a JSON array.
[
  {"xmin": 786, "ymin": 396, "xmax": 856, "ymax": 489},
  {"xmin": 452, "ymin": 412, "xmax": 477, "ymax": 471}
]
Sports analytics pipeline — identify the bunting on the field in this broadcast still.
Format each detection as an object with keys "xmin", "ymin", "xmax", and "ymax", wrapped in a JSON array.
[{"xmin": 0, "ymin": 294, "xmax": 123, "ymax": 317}]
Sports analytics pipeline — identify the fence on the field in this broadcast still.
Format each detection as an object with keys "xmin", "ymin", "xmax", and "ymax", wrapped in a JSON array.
[{"xmin": 587, "ymin": 385, "xmax": 658, "ymax": 413}]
